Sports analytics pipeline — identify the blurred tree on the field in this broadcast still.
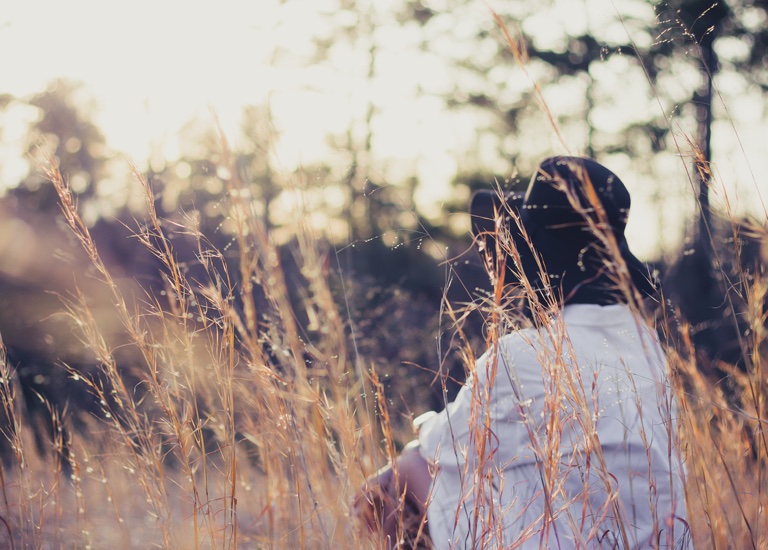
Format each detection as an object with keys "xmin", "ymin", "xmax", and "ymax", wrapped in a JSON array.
[
  {"xmin": 398, "ymin": 1, "xmax": 666, "ymax": 169},
  {"xmin": 15, "ymin": 79, "xmax": 110, "ymax": 216},
  {"xmin": 259, "ymin": 0, "xmax": 491, "ymax": 411},
  {"xmin": 399, "ymin": 0, "xmax": 768, "ymax": 237},
  {"xmin": 651, "ymin": 0, "xmax": 768, "ymax": 366},
  {"xmin": 238, "ymin": 105, "xmax": 279, "ymax": 232},
  {"xmin": 653, "ymin": 0, "xmax": 768, "ymax": 241}
]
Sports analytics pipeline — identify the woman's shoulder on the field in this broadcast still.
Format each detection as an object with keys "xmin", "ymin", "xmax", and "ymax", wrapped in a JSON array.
[{"xmin": 474, "ymin": 327, "xmax": 544, "ymax": 373}]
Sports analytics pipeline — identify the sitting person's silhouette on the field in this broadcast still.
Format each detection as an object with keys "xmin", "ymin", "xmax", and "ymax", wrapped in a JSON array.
[{"xmin": 357, "ymin": 157, "xmax": 689, "ymax": 549}]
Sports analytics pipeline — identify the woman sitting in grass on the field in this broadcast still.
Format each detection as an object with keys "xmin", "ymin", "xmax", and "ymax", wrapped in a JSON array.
[{"xmin": 357, "ymin": 156, "xmax": 689, "ymax": 549}]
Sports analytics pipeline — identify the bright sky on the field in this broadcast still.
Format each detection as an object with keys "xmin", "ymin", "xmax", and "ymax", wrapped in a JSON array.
[
  {"xmin": 0, "ymin": 0, "xmax": 466, "ymax": 192},
  {"xmin": 1, "ymin": 0, "xmax": 766, "ymax": 260},
  {"xmin": 2, "ymin": 1, "xmax": 326, "ymax": 162}
]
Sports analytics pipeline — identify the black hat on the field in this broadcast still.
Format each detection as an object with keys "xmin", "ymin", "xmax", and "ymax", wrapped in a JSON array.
[{"xmin": 470, "ymin": 156, "xmax": 657, "ymax": 304}]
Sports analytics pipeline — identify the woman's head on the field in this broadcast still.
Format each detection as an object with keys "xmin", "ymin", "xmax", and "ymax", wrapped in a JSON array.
[{"xmin": 470, "ymin": 156, "xmax": 657, "ymax": 306}]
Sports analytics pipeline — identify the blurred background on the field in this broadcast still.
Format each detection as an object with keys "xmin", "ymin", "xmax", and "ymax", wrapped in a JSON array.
[{"xmin": 0, "ymin": 0, "xmax": 766, "ymax": 450}]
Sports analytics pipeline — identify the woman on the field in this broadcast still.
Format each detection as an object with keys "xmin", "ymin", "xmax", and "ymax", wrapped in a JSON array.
[{"xmin": 358, "ymin": 157, "xmax": 688, "ymax": 549}]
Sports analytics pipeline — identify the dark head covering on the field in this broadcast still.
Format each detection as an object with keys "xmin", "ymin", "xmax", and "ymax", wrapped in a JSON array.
[{"xmin": 470, "ymin": 156, "xmax": 657, "ymax": 305}]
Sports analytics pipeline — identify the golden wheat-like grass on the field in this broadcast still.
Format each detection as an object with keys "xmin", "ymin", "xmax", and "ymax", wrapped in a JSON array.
[{"xmin": 0, "ymin": 134, "xmax": 765, "ymax": 549}]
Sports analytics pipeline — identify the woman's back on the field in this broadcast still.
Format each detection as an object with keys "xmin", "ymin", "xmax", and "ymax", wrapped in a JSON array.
[{"xmin": 419, "ymin": 304, "xmax": 688, "ymax": 549}]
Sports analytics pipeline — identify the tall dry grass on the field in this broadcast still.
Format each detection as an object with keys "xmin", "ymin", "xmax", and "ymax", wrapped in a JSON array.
[
  {"xmin": 665, "ymin": 216, "xmax": 768, "ymax": 549},
  {"xmin": 0, "ymin": 143, "xmax": 397, "ymax": 548},
  {"xmin": 0, "ymin": 135, "xmax": 765, "ymax": 549}
]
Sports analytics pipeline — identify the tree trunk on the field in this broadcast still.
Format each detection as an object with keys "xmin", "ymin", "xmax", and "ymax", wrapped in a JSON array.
[{"xmin": 696, "ymin": 35, "xmax": 717, "ymax": 252}]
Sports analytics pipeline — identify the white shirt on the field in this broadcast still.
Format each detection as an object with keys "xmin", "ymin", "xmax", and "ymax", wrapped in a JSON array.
[{"xmin": 419, "ymin": 303, "xmax": 688, "ymax": 549}]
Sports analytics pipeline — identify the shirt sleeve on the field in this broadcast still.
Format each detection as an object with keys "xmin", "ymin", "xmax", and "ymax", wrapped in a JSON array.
[
  {"xmin": 417, "ymin": 372, "xmax": 476, "ymax": 466},
  {"xmin": 418, "ymin": 335, "xmax": 536, "ymax": 467}
]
